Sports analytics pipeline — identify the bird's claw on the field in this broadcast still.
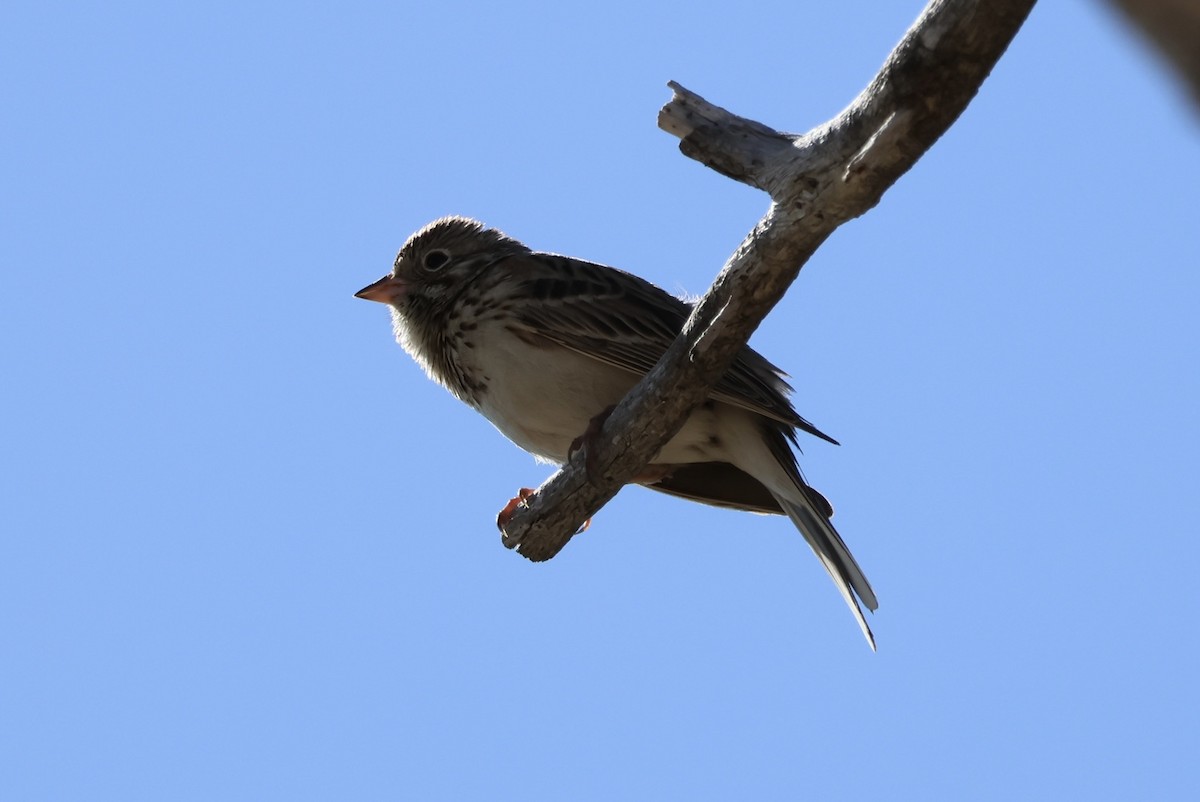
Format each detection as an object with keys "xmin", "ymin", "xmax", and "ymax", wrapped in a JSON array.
[
  {"xmin": 496, "ymin": 486, "xmax": 591, "ymax": 537},
  {"xmin": 496, "ymin": 487, "xmax": 537, "ymax": 532}
]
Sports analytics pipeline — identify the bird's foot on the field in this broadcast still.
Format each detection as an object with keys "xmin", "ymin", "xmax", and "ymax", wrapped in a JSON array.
[
  {"xmin": 501, "ymin": 405, "xmax": 619, "ymax": 542},
  {"xmin": 496, "ymin": 487, "xmax": 536, "ymax": 532},
  {"xmin": 496, "ymin": 487, "xmax": 592, "ymax": 536}
]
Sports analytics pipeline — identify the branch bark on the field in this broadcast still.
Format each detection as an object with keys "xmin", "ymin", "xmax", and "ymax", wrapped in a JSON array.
[{"xmin": 499, "ymin": 0, "xmax": 1037, "ymax": 561}]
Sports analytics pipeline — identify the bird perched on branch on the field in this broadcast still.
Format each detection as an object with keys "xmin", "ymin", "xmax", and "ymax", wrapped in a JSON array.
[{"xmin": 356, "ymin": 216, "xmax": 878, "ymax": 649}]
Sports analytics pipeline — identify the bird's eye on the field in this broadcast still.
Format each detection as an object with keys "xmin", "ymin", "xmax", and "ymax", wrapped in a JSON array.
[{"xmin": 423, "ymin": 249, "xmax": 451, "ymax": 271}]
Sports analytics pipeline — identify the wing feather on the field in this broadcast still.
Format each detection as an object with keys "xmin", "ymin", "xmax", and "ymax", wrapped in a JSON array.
[{"xmin": 505, "ymin": 253, "xmax": 837, "ymax": 445}]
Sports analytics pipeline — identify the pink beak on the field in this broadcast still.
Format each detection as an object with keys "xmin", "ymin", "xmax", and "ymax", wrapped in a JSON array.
[{"xmin": 355, "ymin": 275, "xmax": 407, "ymax": 305}]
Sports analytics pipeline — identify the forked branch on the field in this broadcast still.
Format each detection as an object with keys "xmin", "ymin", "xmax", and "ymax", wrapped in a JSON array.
[{"xmin": 500, "ymin": 0, "xmax": 1036, "ymax": 561}]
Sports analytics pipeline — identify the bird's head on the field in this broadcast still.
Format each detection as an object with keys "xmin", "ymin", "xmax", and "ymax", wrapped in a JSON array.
[{"xmin": 355, "ymin": 216, "xmax": 527, "ymax": 315}]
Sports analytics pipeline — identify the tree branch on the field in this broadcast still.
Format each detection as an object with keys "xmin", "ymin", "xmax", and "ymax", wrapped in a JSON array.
[{"xmin": 499, "ymin": 0, "xmax": 1036, "ymax": 561}]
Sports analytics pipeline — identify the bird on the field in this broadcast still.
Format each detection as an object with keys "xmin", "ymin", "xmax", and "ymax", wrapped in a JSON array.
[{"xmin": 355, "ymin": 216, "xmax": 878, "ymax": 648}]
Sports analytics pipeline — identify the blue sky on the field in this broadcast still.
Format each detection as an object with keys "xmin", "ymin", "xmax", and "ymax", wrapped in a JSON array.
[{"xmin": 3, "ymin": 1, "xmax": 1198, "ymax": 799}]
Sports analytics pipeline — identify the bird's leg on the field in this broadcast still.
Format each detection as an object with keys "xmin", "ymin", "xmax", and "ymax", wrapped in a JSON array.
[
  {"xmin": 568, "ymin": 405, "xmax": 616, "ymax": 476},
  {"xmin": 494, "ymin": 407, "xmax": 623, "ymax": 539},
  {"xmin": 569, "ymin": 405, "xmax": 672, "ymax": 485}
]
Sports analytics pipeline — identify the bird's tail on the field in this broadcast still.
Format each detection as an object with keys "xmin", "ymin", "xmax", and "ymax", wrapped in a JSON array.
[{"xmin": 774, "ymin": 489, "xmax": 878, "ymax": 651}]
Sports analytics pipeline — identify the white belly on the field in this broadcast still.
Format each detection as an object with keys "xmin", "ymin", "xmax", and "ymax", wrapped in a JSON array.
[
  {"xmin": 464, "ymin": 320, "xmax": 637, "ymax": 462},
  {"xmin": 460, "ymin": 319, "xmax": 756, "ymax": 469}
]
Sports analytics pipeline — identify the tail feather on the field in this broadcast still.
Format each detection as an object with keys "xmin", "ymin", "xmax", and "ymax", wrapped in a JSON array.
[{"xmin": 776, "ymin": 491, "xmax": 878, "ymax": 651}]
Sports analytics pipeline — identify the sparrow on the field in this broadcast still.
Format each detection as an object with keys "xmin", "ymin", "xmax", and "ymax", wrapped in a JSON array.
[{"xmin": 356, "ymin": 216, "xmax": 878, "ymax": 648}]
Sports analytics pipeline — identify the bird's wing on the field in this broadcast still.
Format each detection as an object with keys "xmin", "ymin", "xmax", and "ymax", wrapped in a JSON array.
[
  {"xmin": 638, "ymin": 462, "xmax": 786, "ymax": 514},
  {"xmin": 502, "ymin": 253, "xmax": 838, "ymax": 445}
]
